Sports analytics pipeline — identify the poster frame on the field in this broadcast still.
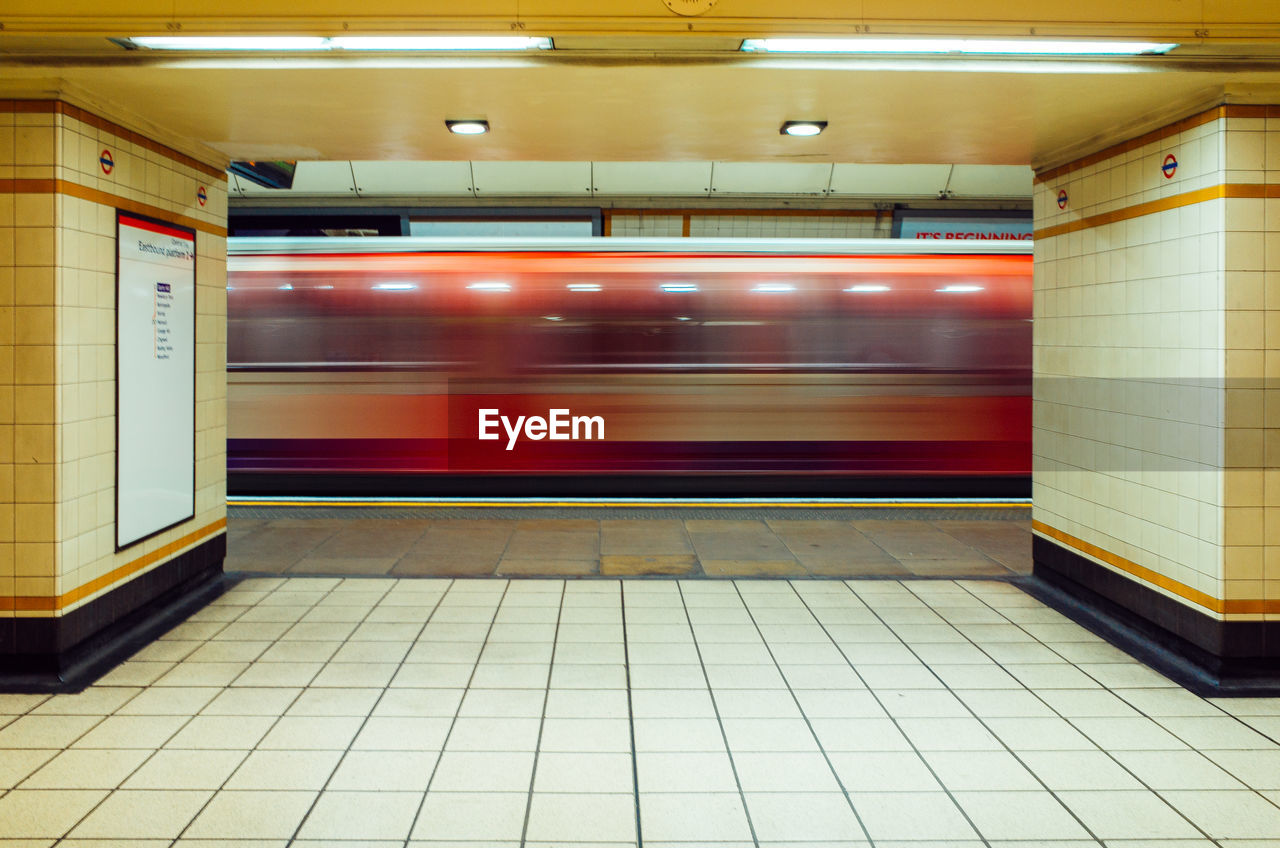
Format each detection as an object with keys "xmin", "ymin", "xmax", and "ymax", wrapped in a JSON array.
[{"xmin": 114, "ymin": 208, "xmax": 198, "ymax": 552}]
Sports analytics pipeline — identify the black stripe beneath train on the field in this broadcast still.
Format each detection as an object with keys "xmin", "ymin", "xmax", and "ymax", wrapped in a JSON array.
[{"xmin": 227, "ymin": 473, "xmax": 1032, "ymax": 498}]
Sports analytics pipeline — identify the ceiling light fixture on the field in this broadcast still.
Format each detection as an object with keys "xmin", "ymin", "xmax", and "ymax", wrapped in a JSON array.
[
  {"xmin": 126, "ymin": 35, "xmax": 552, "ymax": 51},
  {"xmin": 373, "ymin": 282, "xmax": 417, "ymax": 291},
  {"xmin": 467, "ymin": 281, "xmax": 510, "ymax": 291},
  {"xmin": 938, "ymin": 285, "xmax": 984, "ymax": 293},
  {"xmin": 742, "ymin": 38, "xmax": 1177, "ymax": 55},
  {"xmin": 567, "ymin": 283, "xmax": 602, "ymax": 291},
  {"xmin": 446, "ymin": 120, "xmax": 490, "ymax": 135},
  {"xmin": 781, "ymin": 121, "xmax": 827, "ymax": 137},
  {"xmin": 845, "ymin": 285, "xmax": 890, "ymax": 292},
  {"xmin": 753, "ymin": 283, "xmax": 796, "ymax": 293},
  {"xmin": 661, "ymin": 283, "xmax": 699, "ymax": 292}
]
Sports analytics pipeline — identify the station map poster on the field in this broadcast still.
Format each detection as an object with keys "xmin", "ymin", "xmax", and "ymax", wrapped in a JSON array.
[{"xmin": 116, "ymin": 211, "xmax": 197, "ymax": 549}]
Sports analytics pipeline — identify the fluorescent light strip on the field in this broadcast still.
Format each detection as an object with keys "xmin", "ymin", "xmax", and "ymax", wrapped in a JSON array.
[
  {"xmin": 938, "ymin": 285, "xmax": 983, "ymax": 293},
  {"xmin": 567, "ymin": 283, "xmax": 602, "ymax": 291},
  {"xmin": 661, "ymin": 283, "xmax": 699, "ymax": 292},
  {"xmin": 845, "ymin": 285, "xmax": 890, "ymax": 292},
  {"xmin": 373, "ymin": 282, "xmax": 417, "ymax": 291},
  {"xmin": 753, "ymin": 283, "xmax": 795, "ymax": 293},
  {"xmin": 129, "ymin": 35, "xmax": 552, "ymax": 51},
  {"xmin": 741, "ymin": 38, "xmax": 1176, "ymax": 55},
  {"xmin": 467, "ymin": 281, "xmax": 510, "ymax": 291}
]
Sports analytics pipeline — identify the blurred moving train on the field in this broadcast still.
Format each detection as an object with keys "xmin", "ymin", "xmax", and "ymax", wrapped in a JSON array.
[{"xmin": 227, "ymin": 238, "xmax": 1032, "ymax": 495}]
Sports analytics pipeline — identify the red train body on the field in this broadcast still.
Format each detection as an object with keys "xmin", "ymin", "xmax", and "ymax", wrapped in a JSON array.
[{"xmin": 227, "ymin": 239, "xmax": 1032, "ymax": 495}]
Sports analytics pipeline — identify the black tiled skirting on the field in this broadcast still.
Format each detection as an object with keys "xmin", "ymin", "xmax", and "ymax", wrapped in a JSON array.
[
  {"xmin": 1030, "ymin": 534, "xmax": 1280, "ymax": 697},
  {"xmin": 0, "ymin": 533, "xmax": 229, "ymax": 693}
]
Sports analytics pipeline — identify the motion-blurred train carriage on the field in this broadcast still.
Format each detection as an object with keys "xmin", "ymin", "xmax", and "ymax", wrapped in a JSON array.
[{"xmin": 226, "ymin": 238, "xmax": 1032, "ymax": 495}]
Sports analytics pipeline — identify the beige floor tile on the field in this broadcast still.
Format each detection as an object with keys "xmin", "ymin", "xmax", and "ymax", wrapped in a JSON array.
[
  {"xmin": 327, "ymin": 750, "xmax": 439, "ymax": 791},
  {"xmin": 1054, "ymin": 790, "xmax": 1204, "ymax": 839},
  {"xmin": 0, "ymin": 715, "xmax": 103, "ymax": 749},
  {"xmin": 20, "ymin": 748, "xmax": 151, "ymax": 789},
  {"xmin": 200, "ymin": 687, "xmax": 302, "ymax": 716},
  {"xmin": 164, "ymin": 715, "xmax": 276, "ymax": 750},
  {"xmin": 411, "ymin": 792, "xmax": 529, "ymax": 841},
  {"xmin": 0, "ymin": 789, "xmax": 109, "ymax": 838},
  {"xmin": 71, "ymin": 715, "xmax": 185, "ymax": 749},
  {"xmin": 297, "ymin": 791, "xmax": 423, "ymax": 841},
  {"xmin": 638, "ymin": 792, "xmax": 753, "ymax": 842},
  {"xmin": 31, "ymin": 688, "xmax": 141, "ymax": 716},
  {"xmin": 431, "ymin": 751, "xmax": 535, "ymax": 792},
  {"xmin": 351, "ymin": 716, "xmax": 452, "ymax": 750},
  {"xmin": 116, "ymin": 687, "xmax": 221, "ymax": 716},
  {"xmin": 68, "ymin": 789, "xmax": 212, "ymax": 839},
  {"xmin": 0, "ymin": 749, "xmax": 59, "ymax": 788},
  {"xmin": 257, "ymin": 716, "xmax": 364, "ymax": 750},
  {"xmin": 224, "ymin": 750, "xmax": 344, "ymax": 790},
  {"xmin": 524, "ymin": 793, "xmax": 637, "ymax": 842},
  {"xmin": 182, "ymin": 790, "xmax": 319, "ymax": 839},
  {"xmin": 122, "ymin": 749, "xmax": 247, "ymax": 790}
]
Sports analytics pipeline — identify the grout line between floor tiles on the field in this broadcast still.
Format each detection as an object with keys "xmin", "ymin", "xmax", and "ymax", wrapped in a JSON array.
[
  {"xmin": 789, "ymin": 580, "xmax": 1008, "ymax": 847},
  {"xmin": 951, "ymin": 578, "xmax": 1279, "ymax": 835},
  {"xmin": 674, "ymin": 580, "xmax": 762, "ymax": 848},
  {"xmin": 620, "ymin": 581, "xmax": 645, "ymax": 848},
  {"xmin": 225, "ymin": 575, "xmax": 442, "ymax": 847},
  {"xmin": 44, "ymin": 575, "xmax": 339, "ymax": 845},
  {"xmin": 908, "ymin": 578, "xmax": 1206, "ymax": 840},
  {"xmin": 517, "ymin": 580, "xmax": 569, "ymax": 848},
  {"xmin": 400, "ymin": 578, "xmax": 513, "ymax": 847},
  {"xmin": 728, "ymin": 580, "xmax": 879, "ymax": 847}
]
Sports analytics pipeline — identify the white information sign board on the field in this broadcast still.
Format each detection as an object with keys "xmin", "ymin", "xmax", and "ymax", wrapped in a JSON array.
[{"xmin": 116, "ymin": 212, "xmax": 196, "ymax": 549}]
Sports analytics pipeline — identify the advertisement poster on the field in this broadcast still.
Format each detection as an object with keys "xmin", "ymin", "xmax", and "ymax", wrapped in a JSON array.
[{"xmin": 116, "ymin": 211, "xmax": 197, "ymax": 549}]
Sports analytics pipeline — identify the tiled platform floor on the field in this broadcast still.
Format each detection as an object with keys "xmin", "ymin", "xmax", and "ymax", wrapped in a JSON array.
[
  {"xmin": 227, "ymin": 513, "xmax": 1032, "ymax": 578},
  {"xmin": 2, "ymin": 576, "xmax": 1280, "ymax": 845}
]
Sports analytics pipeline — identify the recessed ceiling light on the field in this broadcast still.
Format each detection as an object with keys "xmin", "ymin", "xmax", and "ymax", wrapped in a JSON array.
[
  {"xmin": 447, "ymin": 120, "xmax": 490, "ymax": 135},
  {"xmin": 845, "ymin": 285, "xmax": 890, "ymax": 292},
  {"xmin": 661, "ymin": 283, "xmax": 699, "ymax": 292},
  {"xmin": 567, "ymin": 283, "xmax": 602, "ymax": 292},
  {"xmin": 753, "ymin": 283, "xmax": 796, "ymax": 293},
  {"xmin": 781, "ymin": 121, "xmax": 827, "ymax": 137},
  {"xmin": 938, "ymin": 285, "xmax": 984, "ymax": 293},
  {"xmin": 125, "ymin": 35, "xmax": 552, "ymax": 51},
  {"xmin": 467, "ymin": 281, "xmax": 510, "ymax": 291},
  {"xmin": 742, "ymin": 38, "xmax": 1177, "ymax": 55},
  {"xmin": 373, "ymin": 282, "xmax": 417, "ymax": 291}
]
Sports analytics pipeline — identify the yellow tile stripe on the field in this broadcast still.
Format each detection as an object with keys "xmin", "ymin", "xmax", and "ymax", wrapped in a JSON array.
[
  {"xmin": 1033, "ymin": 184, "xmax": 1280, "ymax": 241},
  {"xmin": 0, "ymin": 178, "xmax": 227, "ymax": 238},
  {"xmin": 0, "ymin": 517, "xmax": 228, "ymax": 614},
  {"xmin": 1032, "ymin": 519, "xmax": 1280, "ymax": 615}
]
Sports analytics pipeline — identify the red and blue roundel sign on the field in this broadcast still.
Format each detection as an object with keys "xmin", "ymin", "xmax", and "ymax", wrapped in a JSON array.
[
  {"xmin": 1056, "ymin": 189, "xmax": 1068, "ymax": 210},
  {"xmin": 1162, "ymin": 153, "xmax": 1178, "ymax": 179},
  {"xmin": 197, "ymin": 186, "xmax": 207, "ymax": 207},
  {"xmin": 99, "ymin": 149, "xmax": 114, "ymax": 175}
]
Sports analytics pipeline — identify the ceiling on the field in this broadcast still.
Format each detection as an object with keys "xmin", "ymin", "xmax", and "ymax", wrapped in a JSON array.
[
  {"xmin": 231, "ymin": 161, "xmax": 1032, "ymax": 200},
  {"xmin": 4, "ymin": 3, "xmax": 1280, "ymax": 171}
]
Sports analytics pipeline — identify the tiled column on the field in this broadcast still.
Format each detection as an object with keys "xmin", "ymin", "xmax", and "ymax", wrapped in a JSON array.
[
  {"xmin": 1032, "ymin": 103, "xmax": 1279, "ymax": 684},
  {"xmin": 0, "ymin": 98, "xmax": 229, "ymax": 681}
]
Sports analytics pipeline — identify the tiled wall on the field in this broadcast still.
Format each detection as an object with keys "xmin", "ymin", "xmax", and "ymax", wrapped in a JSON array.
[
  {"xmin": 607, "ymin": 211, "xmax": 888, "ymax": 238},
  {"xmin": 0, "ymin": 99, "xmax": 228, "ymax": 624},
  {"xmin": 1032, "ymin": 105, "xmax": 1279, "ymax": 619}
]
